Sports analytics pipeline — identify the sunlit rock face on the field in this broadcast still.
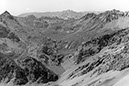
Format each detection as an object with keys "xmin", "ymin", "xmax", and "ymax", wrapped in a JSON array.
[{"xmin": 57, "ymin": 29, "xmax": 129, "ymax": 86}]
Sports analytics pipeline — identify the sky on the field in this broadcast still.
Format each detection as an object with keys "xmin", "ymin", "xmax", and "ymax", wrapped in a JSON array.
[{"xmin": 0, "ymin": 0, "xmax": 129, "ymax": 15}]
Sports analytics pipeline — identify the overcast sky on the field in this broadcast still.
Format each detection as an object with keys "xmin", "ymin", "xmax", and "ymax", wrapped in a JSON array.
[{"xmin": 0, "ymin": 0, "xmax": 129, "ymax": 15}]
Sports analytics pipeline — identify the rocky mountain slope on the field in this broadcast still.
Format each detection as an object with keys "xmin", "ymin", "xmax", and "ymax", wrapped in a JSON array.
[{"xmin": 0, "ymin": 9, "xmax": 129, "ymax": 86}]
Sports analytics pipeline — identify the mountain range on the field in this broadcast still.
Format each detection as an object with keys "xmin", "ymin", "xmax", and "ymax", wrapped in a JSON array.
[
  {"xmin": 0, "ymin": 9, "xmax": 129, "ymax": 86},
  {"xmin": 19, "ymin": 10, "xmax": 100, "ymax": 19}
]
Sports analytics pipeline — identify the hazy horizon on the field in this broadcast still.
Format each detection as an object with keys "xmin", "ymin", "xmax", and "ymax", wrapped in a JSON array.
[{"xmin": 1, "ymin": 0, "xmax": 129, "ymax": 16}]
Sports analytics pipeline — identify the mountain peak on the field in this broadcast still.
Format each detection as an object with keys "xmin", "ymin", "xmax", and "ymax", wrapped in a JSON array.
[
  {"xmin": 63, "ymin": 9, "xmax": 75, "ymax": 12},
  {"xmin": 25, "ymin": 15, "xmax": 36, "ymax": 19},
  {"xmin": 105, "ymin": 9, "xmax": 124, "ymax": 15},
  {"xmin": 95, "ymin": 9, "xmax": 127, "ymax": 22},
  {"xmin": 62, "ymin": 9, "xmax": 77, "ymax": 13},
  {"xmin": 1, "ymin": 11, "xmax": 11, "ymax": 16},
  {"xmin": 110, "ymin": 9, "xmax": 120, "ymax": 12},
  {"xmin": 0, "ymin": 11, "xmax": 14, "ymax": 20},
  {"xmin": 80, "ymin": 13, "xmax": 96, "ymax": 20}
]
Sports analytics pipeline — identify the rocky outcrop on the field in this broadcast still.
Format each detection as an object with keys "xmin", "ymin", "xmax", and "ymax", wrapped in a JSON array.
[
  {"xmin": 68, "ymin": 28, "xmax": 129, "ymax": 79},
  {"xmin": 0, "ymin": 25, "xmax": 10, "ymax": 38},
  {"xmin": 75, "ymin": 30, "xmax": 117, "ymax": 64},
  {"xmin": 80, "ymin": 13, "xmax": 96, "ymax": 20},
  {"xmin": 19, "ymin": 57, "xmax": 58, "ymax": 83},
  {"xmin": 0, "ymin": 53, "xmax": 58, "ymax": 85},
  {"xmin": 0, "ymin": 53, "xmax": 28, "ymax": 85}
]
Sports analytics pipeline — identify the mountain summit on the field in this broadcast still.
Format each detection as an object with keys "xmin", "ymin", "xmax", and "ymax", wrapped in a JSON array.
[
  {"xmin": 0, "ymin": 11, "xmax": 14, "ymax": 19},
  {"xmin": 1, "ymin": 11, "xmax": 11, "ymax": 16}
]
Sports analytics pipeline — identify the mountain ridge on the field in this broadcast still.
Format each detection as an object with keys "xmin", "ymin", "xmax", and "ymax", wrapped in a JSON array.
[{"xmin": 19, "ymin": 10, "xmax": 101, "ymax": 19}]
